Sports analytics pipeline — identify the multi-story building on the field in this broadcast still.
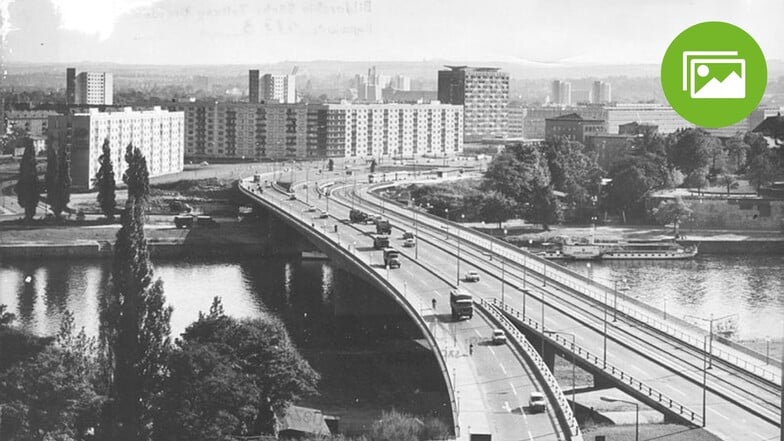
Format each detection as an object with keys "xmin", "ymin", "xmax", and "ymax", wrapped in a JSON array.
[
  {"xmin": 506, "ymin": 106, "xmax": 527, "ymax": 138},
  {"xmin": 518, "ymin": 105, "xmax": 606, "ymax": 139},
  {"xmin": 592, "ymin": 81, "xmax": 612, "ymax": 104},
  {"xmin": 550, "ymin": 80, "xmax": 572, "ymax": 106},
  {"xmin": 74, "ymin": 72, "xmax": 113, "ymax": 105},
  {"xmin": 4, "ymin": 110, "xmax": 61, "ymax": 137},
  {"xmin": 260, "ymin": 74, "xmax": 296, "ymax": 104},
  {"xmin": 391, "ymin": 75, "xmax": 411, "ymax": 91},
  {"xmin": 571, "ymin": 89, "xmax": 592, "ymax": 105},
  {"xmin": 438, "ymin": 66, "xmax": 509, "ymax": 140},
  {"xmin": 170, "ymin": 101, "xmax": 463, "ymax": 160},
  {"xmin": 48, "ymin": 107, "xmax": 184, "ymax": 189},
  {"xmin": 545, "ymin": 113, "xmax": 606, "ymax": 144},
  {"xmin": 249, "ymin": 70, "xmax": 260, "ymax": 103},
  {"xmin": 66, "ymin": 68, "xmax": 76, "ymax": 105},
  {"xmin": 603, "ymin": 104, "xmax": 691, "ymax": 134},
  {"xmin": 355, "ymin": 67, "xmax": 385, "ymax": 102}
]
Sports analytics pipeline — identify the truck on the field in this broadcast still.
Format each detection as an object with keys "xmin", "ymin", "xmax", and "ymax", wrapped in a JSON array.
[
  {"xmin": 383, "ymin": 248, "xmax": 401, "ymax": 268},
  {"xmin": 450, "ymin": 289, "xmax": 473, "ymax": 320},
  {"xmin": 375, "ymin": 219, "xmax": 391, "ymax": 235},
  {"xmin": 373, "ymin": 235, "xmax": 390, "ymax": 250},
  {"xmin": 349, "ymin": 209, "xmax": 369, "ymax": 223},
  {"xmin": 174, "ymin": 214, "xmax": 194, "ymax": 229}
]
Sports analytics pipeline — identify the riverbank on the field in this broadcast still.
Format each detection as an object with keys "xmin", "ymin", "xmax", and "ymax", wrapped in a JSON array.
[
  {"xmin": 472, "ymin": 223, "xmax": 784, "ymax": 255},
  {"xmin": 0, "ymin": 216, "xmax": 291, "ymax": 260}
]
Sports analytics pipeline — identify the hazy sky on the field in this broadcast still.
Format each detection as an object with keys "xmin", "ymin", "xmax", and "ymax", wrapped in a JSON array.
[{"xmin": 2, "ymin": 0, "xmax": 782, "ymax": 65}]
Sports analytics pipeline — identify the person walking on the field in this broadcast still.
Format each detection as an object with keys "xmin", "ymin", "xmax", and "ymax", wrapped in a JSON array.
[
  {"xmin": 432, "ymin": 298, "xmax": 437, "ymax": 310},
  {"xmin": 469, "ymin": 343, "xmax": 474, "ymax": 356}
]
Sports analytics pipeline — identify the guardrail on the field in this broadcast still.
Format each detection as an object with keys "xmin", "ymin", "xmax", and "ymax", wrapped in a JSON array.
[
  {"xmin": 363, "ymin": 190, "xmax": 781, "ymax": 385},
  {"xmin": 475, "ymin": 298, "xmax": 583, "ymax": 441},
  {"xmin": 238, "ymin": 179, "xmax": 461, "ymax": 438},
  {"xmin": 493, "ymin": 299, "xmax": 704, "ymax": 427}
]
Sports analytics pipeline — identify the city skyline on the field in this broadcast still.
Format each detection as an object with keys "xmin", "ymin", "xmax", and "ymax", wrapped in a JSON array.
[{"xmin": 2, "ymin": 0, "xmax": 783, "ymax": 65}]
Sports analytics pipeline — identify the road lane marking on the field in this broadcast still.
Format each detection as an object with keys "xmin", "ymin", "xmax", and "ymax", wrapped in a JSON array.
[
  {"xmin": 511, "ymin": 384, "xmax": 517, "ymax": 396},
  {"xmin": 489, "ymin": 347, "xmax": 496, "ymax": 356},
  {"xmin": 499, "ymin": 363, "xmax": 507, "ymax": 375},
  {"xmin": 709, "ymin": 407, "xmax": 730, "ymax": 420}
]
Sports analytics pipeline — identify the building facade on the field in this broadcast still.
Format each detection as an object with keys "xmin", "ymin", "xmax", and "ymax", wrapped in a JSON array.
[
  {"xmin": 438, "ymin": 66, "xmax": 508, "ymax": 140},
  {"xmin": 75, "ymin": 72, "xmax": 113, "ymax": 105},
  {"xmin": 249, "ymin": 69, "xmax": 260, "ymax": 103},
  {"xmin": 4, "ymin": 110, "xmax": 61, "ymax": 137},
  {"xmin": 260, "ymin": 74, "xmax": 296, "ymax": 104},
  {"xmin": 544, "ymin": 113, "xmax": 606, "ymax": 144},
  {"xmin": 603, "ymin": 104, "xmax": 691, "ymax": 134},
  {"xmin": 518, "ymin": 105, "xmax": 606, "ymax": 139},
  {"xmin": 591, "ymin": 81, "xmax": 612, "ymax": 104},
  {"xmin": 170, "ymin": 101, "xmax": 463, "ymax": 160},
  {"xmin": 66, "ymin": 68, "xmax": 76, "ymax": 105},
  {"xmin": 550, "ymin": 80, "xmax": 572, "ymax": 106},
  {"xmin": 48, "ymin": 107, "xmax": 184, "ymax": 189}
]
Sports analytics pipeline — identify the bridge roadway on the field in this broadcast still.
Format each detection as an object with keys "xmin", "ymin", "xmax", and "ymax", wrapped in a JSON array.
[
  {"xmin": 242, "ymin": 165, "xmax": 782, "ymax": 441},
  {"xmin": 336, "ymin": 176, "xmax": 781, "ymax": 441},
  {"xmin": 239, "ymin": 174, "xmax": 572, "ymax": 441}
]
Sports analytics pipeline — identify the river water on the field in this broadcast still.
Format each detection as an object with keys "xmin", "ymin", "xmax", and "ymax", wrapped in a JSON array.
[
  {"xmin": 0, "ymin": 256, "xmax": 449, "ymax": 434},
  {"xmin": 559, "ymin": 255, "xmax": 784, "ymax": 341}
]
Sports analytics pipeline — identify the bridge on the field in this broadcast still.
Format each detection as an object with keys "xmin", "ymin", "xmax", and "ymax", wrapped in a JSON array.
[{"xmin": 238, "ymin": 161, "xmax": 782, "ymax": 441}]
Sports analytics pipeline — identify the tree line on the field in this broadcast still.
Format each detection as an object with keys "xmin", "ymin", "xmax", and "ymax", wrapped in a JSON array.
[{"xmin": 3, "ymin": 145, "xmax": 320, "ymax": 441}]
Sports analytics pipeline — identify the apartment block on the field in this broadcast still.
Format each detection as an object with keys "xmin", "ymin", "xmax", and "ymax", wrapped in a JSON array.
[
  {"xmin": 48, "ymin": 107, "xmax": 184, "ymax": 189},
  {"xmin": 74, "ymin": 72, "xmax": 113, "ymax": 105},
  {"xmin": 261, "ymin": 74, "xmax": 296, "ymax": 103},
  {"xmin": 4, "ymin": 110, "xmax": 61, "ymax": 137},
  {"xmin": 171, "ymin": 101, "xmax": 463, "ymax": 160},
  {"xmin": 438, "ymin": 66, "xmax": 509, "ymax": 140}
]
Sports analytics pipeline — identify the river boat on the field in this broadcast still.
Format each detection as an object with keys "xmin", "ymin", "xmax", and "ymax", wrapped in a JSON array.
[{"xmin": 600, "ymin": 240, "xmax": 698, "ymax": 260}]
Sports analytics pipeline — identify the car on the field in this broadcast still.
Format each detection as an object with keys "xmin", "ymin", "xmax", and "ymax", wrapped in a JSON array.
[
  {"xmin": 491, "ymin": 329, "xmax": 507, "ymax": 345},
  {"xmin": 528, "ymin": 392, "xmax": 547, "ymax": 413},
  {"xmin": 199, "ymin": 161, "xmax": 209, "ymax": 167},
  {"xmin": 464, "ymin": 271, "xmax": 480, "ymax": 282},
  {"xmin": 289, "ymin": 193, "xmax": 297, "ymax": 200},
  {"xmin": 402, "ymin": 231, "xmax": 414, "ymax": 240},
  {"xmin": 195, "ymin": 215, "xmax": 220, "ymax": 229},
  {"xmin": 403, "ymin": 238, "xmax": 415, "ymax": 247},
  {"xmin": 317, "ymin": 210, "xmax": 329, "ymax": 219}
]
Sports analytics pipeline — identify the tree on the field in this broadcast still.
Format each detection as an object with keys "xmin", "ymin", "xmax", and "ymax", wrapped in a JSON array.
[
  {"xmin": 0, "ymin": 312, "xmax": 103, "ymax": 441},
  {"xmin": 102, "ymin": 144, "xmax": 172, "ymax": 441},
  {"xmin": 541, "ymin": 137, "xmax": 603, "ymax": 221},
  {"xmin": 747, "ymin": 151, "xmax": 777, "ymax": 191},
  {"xmin": 479, "ymin": 192, "xmax": 517, "ymax": 229},
  {"xmin": 15, "ymin": 142, "xmax": 40, "ymax": 221},
  {"xmin": 717, "ymin": 174, "xmax": 739, "ymax": 195},
  {"xmin": 684, "ymin": 168, "xmax": 709, "ymax": 195},
  {"xmin": 45, "ymin": 139, "xmax": 71, "ymax": 219},
  {"xmin": 666, "ymin": 128, "xmax": 721, "ymax": 176},
  {"xmin": 369, "ymin": 410, "xmax": 449, "ymax": 441},
  {"xmin": 327, "ymin": 159, "xmax": 334, "ymax": 172},
  {"xmin": 370, "ymin": 158, "xmax": 377, "ymax": 173},
  {"xmin": 95, "ymin": 138, "xmax": 117, "ymax": 220},
  {"xmin": 605, "ymin": 146, "xmax": 671, "ymax": 223},
  {"xmin": 484, "ymin": 143, "xmax": 559, "ymax": 229},
  {"xmin": 155, "ymin": 297, "xmax": 318, "ymax": 439},
  {"xmin": 0, "ymin": 125, "xmax": 28, "ymax": 155},
  {"xmin": 724, "ymin": 135, "xmax": 750, "ymax": 173},
  {"xmin": 652, "ymin": 197, "xmax": 693, "ymax": 236}
]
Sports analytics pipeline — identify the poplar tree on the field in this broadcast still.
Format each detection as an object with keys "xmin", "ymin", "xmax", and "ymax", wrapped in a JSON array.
[
  {"xmin": 95, "ymin": 139, "xmax": 117, "ymax": 220},
  {"xmin": 102, "ymin": 144, "xmax": 172, "ymax": 441},
  {"xmin": 16, "ymin": 142, "xmax": 40, "ymax": 221},
  {"xmin": 45, "ymin": 141, "xmax": 71, "ymax": 218}
]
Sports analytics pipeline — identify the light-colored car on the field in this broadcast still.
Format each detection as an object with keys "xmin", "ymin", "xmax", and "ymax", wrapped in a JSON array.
[
  {"xmin": 464, "ymin": 271, "xmax": 480, "ymax": 282},
  {"xmin": 528, "ymin": 392, "xmax": 547, "ymax": 413},
  {"xmin": 491, "ymin": 329, "xmax": 507, "ymax": 345},
  {"xmin": 403, "ymin": 237, "xmax": 415, "ymax": 247}
]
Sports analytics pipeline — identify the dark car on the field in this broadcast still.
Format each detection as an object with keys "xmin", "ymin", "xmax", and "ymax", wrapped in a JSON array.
[{"xmin": 195, "ymin": 215, "xmax": 220, "ymax": 228}]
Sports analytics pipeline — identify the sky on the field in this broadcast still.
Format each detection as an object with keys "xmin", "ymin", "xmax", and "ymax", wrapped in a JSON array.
[{"xmin": 1, "ymin": 0, "xmax": 783, "ymax": 65}]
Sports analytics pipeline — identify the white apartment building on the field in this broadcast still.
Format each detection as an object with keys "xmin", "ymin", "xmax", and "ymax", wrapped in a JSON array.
[
  {"xmin": 75, "ymin": 72, "xmax": 113, "ymax": 105},
  {"xmin": 260, "ymin": 74, "xmax": 296, "ymax": 104},
  {"xmin": 48, "ymin": 107, "xmax": 184, "ymax": 189},
  {"xmin": 325, "ymin": 102, "xmax": 463, "ymax": 158}
]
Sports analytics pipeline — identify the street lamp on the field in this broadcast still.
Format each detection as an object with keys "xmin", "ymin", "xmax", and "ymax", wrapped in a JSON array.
[
  {"xmin": 544, "ymin": 330, "xmax": 577, "ymax": 414},
  {"xmin": 482, "ymin": 252, "xmax": 505, "ymax": 308},
  {"xmin": 684, "ymin": 313, "xmax": 737, "ymax": 369},
  {"xmin": 456, "ymin": 213, "xmax": 465, "ymax": 287},
  {"xmin": 600, "ymin": 396, "xmax": 639, "ymax": 441},
  {"xmin": 613, "ymin": 278, "xmax": 629, "ymax": 322}
]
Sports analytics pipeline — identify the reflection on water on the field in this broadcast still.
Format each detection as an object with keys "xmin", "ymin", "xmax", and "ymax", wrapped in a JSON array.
[{"xmin": 560, "ymin": 255, "xmax": 784, "ymax": 339}]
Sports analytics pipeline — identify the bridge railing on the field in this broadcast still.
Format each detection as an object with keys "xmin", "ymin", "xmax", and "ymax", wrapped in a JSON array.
[
  {"xmin": 475, "ymin": 298, "xmax": 583, "ymax": 441},
  {"xmin": 238, "ymin": 179, "xmax": 461, "ymax": 438},
  {"xmin": 492, "ymin": 299, "xmax": 704, "ymax": 427},
  {"xmin": 366, "ymin": 192, "xmax": 781, "ymax": 385}
]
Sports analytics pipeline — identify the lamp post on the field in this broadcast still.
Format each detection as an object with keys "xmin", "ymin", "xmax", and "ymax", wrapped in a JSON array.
[
  {"xmin": 702, "ymin": 335, "xmax": 708, "ymax": 427},
  {"xmin": 483, "ymin": 252, "xmax": 505, "ymax": 308},
  {"xmin": 613, "ymin": 278, "xmax": 628, "ymax": 322},
  {"xmin": 414, "ymin": 205, "xmax": 419, "ymax": 260},
  {"xmin": 600, "ymin": 396, "xmax": 639, "ymax": 441},
  {"xmin": 456, "ymin": 213, "xmax": 464, "ymax": 287},
  {"xmin": 545, "ymin": 330, "xmax": 577, "ymax": 414},
  {"xmin": 603, "ymin": 290, "xmax": 608, "ymax": 369},
  {"xmin": 306, "ymin": 163, "xmax": 310, "ymax": 204},
  {"xmin": 684, "ymin": 313, "xmax": 737, "ymax": 369}
]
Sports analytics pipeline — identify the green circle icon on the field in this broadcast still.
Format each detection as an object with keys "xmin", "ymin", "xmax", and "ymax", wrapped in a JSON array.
[{"xmin": 661, "ymin": 21, "xmax": 767, "ymax": 128}]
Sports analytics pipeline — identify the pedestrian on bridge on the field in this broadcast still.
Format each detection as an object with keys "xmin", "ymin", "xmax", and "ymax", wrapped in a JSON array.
[
  {"xmin": 469, "ymin": 343, "xmax": 474, "ymax": 356},
  {"xmin": 432, "ymin": 298, "xmax": 437, "ymax": 310}
]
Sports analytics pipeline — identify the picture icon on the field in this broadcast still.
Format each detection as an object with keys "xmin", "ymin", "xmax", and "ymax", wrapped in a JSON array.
[{"xmin": 682, "ymin": 51, "xmax": 745, "ymax": 99}]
